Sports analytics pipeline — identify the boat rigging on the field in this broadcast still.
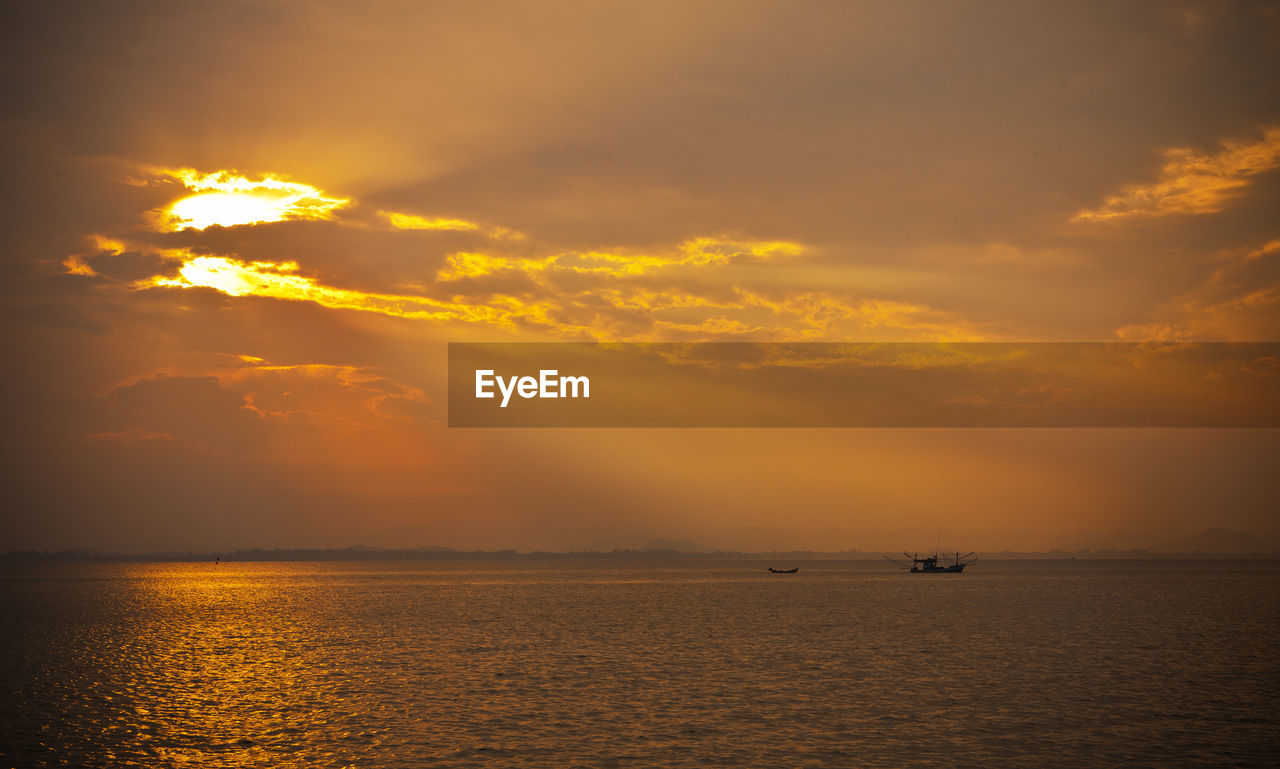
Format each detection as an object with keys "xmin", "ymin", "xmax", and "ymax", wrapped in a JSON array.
[{"xmin": 883, "ymin": 550, "xmax": 976, "ymax": 573}]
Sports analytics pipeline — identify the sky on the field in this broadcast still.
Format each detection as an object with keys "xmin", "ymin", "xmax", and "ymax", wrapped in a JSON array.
[{"xmin": 1, "ymin": 0, "xmax": 1278, "ymax": 554}]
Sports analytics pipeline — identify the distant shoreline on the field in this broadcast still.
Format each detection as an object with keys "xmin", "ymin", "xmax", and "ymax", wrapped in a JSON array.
[{"xmin": 2, "ymin": 548, "xmax": 1278, "ymax": 563}]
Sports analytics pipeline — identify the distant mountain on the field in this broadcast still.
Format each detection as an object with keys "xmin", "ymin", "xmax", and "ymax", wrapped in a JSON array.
[{"xmin": 639, "ymin": 537, "xmax": 712, "ymax": 553}]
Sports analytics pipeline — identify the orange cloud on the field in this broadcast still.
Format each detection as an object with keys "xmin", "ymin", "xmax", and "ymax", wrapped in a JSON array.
[
  {"xmin": 121, "ymin": 238, "xmax": 974, "ymax": 341},
  {"xmin": 62, "ymin": 254, "xmax": 97, "ymax": 276},
  {"xmin": 83, "ymin": 165, "xmax": 972, "ymax": 342},
  {"xmin": 1073, "ymin": 125, "xmax": 1280, "ymax": 222},
  {"xmin": 1115, "ymin": 237, "xmax": 1280, "ymax": 341},
  {"xmin": 227, "ymin": 363, "xmax": 430, "ymax": 426},
  {"xmin": 380, "ymin": 211, "xmax": 480, "ymax": 231},
  {"xmin": 1246, "ymin": 239, "xmax": 1280, "ymax": 260},
  {"xmin": 437, "ymin": 237, "xmax": 804, "ymax": 281},
  {"xmin": 151, "ymin": 168, "xmax": 348, "ymax": 231},
  {"xmin": 90, "ymin": 364, "xmax": 469, "ymax": 503},
  {"xmin": 137, "ymin": 253, "xmax": 510, "ymax": 324},
  {"xmin": 60, "ymin": 235, "xmax": 130, "ymax": 276},
  {"xmin": 735, "ymin": 292, "xmax": 981, "ymax": 341},
  {"xmin": 380, "ymin": 211, "xmax": 526, "ymax": 241}
]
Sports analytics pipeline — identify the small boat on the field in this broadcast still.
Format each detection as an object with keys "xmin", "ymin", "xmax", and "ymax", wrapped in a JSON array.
[
  {"xmin": 767, "ymin": 567, "xmax": 799, "ymax": 574},
  {"xmin": 884, "ymin": 551, "xmax": 975, "ymax": 573}
]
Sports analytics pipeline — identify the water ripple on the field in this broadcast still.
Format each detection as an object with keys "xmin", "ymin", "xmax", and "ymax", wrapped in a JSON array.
[{"xmin": 1, "ymin": 560, "xmax": 1277, "ymax": 767}]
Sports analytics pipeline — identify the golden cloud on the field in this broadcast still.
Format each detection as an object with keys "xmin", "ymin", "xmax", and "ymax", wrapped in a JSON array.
[
  {"xmin": 62, "ymin": 254, "xmax": 97, "ymax": 276},
  {"xmin": 136, "ymin": 253, "xmax": 509, "ymax": 324},
  {"xmin": 73, "ymin": 164, "xmax": 974, "ymax": 342},
  {"xmin": 60, "ymin": 235, "xmax": 131, "ymax": 277},
  {"xmin": 380, "ymin": 211, "xmax": 480, "ymax": 232},
  {"xmin": 437, "ymin": 237, "xmax": 805, "ymax": 281},
  {"xmin": 1073, "ymin": 125, "xmax": 1280, "ymax": 222},
  {"xmin": 123, "ymin": 243, "xmax": 975, "ymax": 341},
  {"xmin": 380, "ymin": 211, "xmax": 527, "ymax": 241},
  {"xmin": 152, "ymin": 168, "xmax": 348, "ymax": 231}
]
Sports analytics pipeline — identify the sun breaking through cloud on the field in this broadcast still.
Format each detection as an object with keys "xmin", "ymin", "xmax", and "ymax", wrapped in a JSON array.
[
  {"xmin": 74, "ymin": 164, "xmax": 974, "ymax": 342},
  {"xmin": 138, "ymin": 254, "xmax": 503, "ymax": 323},
  {"xmin": 128, "ymin": 241, "xmax": 976, "ymax": 341},
  {"xmin": 154, "ymin": 168, "xmax": 348, "ymax": 231}
]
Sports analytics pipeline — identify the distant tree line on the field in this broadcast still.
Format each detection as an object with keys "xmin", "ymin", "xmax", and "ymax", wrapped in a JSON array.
[
  {"xmin": 0, "ymin": 547, "xmax": 869, "ymax": 562},
  {"xmin": 1, "ymin": 546, "xmax": 1273, "ymax": 562}
]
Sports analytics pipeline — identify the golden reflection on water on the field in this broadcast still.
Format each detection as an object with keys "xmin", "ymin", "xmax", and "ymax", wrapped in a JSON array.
[
  {"xmin": 114, "ymin": 567, "xmax": 369, "ymax": 766},
  {"xmin": 2, "ymin": 561, "xmax": 1278, "ymax": 768}
]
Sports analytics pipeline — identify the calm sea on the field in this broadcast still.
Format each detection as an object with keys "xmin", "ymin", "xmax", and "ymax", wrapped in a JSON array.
[{"xmin": 1, "ymin": 559, "xmax": 1277, "ymax": 767}]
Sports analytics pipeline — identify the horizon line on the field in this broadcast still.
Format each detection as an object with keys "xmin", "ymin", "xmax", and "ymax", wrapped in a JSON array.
[{"xmin": 3, "ymin": 546, "xmax": 1279, "ymax": 563}]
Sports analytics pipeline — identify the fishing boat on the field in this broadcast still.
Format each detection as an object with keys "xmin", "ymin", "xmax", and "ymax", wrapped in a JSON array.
[
  {"xmin": 767, "ymin": 567, "xmax": 799, "ymax": 574},
  {"xmin": 884, "ymin": 551, "xmax": 975, "ymax": 573}
]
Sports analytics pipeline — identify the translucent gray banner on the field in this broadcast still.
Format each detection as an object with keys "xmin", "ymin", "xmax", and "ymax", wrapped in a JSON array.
[{"xmin": 448, "ymin": 343, "xmax": 1280, "ymax": 427}]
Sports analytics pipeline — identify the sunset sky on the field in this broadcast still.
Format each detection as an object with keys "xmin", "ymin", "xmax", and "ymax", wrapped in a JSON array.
[{"xmin": 2, "ymin": 1, "xmax": 1278, "ymax": 553}]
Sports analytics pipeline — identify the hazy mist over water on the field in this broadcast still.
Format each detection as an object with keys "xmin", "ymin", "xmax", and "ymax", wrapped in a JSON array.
[{"xmin": 2, "ymin": 560, "xmax": 1277, "ymax": 767}]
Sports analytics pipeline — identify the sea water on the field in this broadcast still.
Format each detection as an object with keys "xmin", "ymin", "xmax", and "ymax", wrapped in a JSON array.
[{"xmin": 1, "ymin": 559, "xmax": 1277, "ymax": 767}]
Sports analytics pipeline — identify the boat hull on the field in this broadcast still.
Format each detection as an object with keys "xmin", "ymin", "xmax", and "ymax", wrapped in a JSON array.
[{"xmin": 909, "ymin": 564, "xmax": 966, "ymax": 573}]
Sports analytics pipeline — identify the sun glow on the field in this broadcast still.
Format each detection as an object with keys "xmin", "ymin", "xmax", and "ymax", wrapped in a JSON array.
[
  {"xmin": 156, "ymin": 169, "xmax": 347, "ymax": 231},
  {"xmin": 139, "ymin": 254, "xmax": 509, "ymax": 323},
  {"xmin": 130, "ymin": 244, "xmax": 976, "ymax": 341},
  {"xmin": 124, "ymin": 186, "xmax": 968, "ymax": 341}
]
